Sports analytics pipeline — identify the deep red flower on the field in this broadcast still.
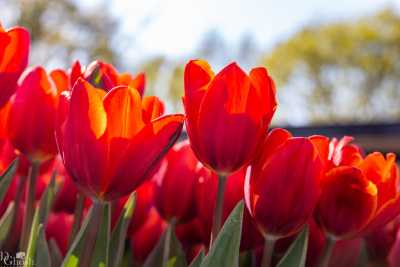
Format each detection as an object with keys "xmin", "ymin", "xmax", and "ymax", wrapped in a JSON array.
[
  {"xmin": 130, "ymin": 208, "xmax": 167, "ymax": 263},
  {"xmin": 183, "ymin": 60, "xmax": 277, "ymax": 175},
  {"xmin": 314, "ymin": 136, "xmax": 400, "ymax": 239},
  {"xmin": 45, "ymin": 212, "xmax": 73, "ymax": 255},
  {"xmin": 154, "ymin": 140, "xmax": 198, "ymax": 223},
  {"xmin": 245, "ymin": 128, "xmax": 323, "ymax": 239},
  {"xmin": 0, "ymin": 24, "xmax": 30, "ymax": 107},
  {"xmin": 57, "ymin": 78, "xmax": 184, "ymax": 201},
  {"xmin": 7, "ymin": 67, "xmax": 59, "ymax": 163}
]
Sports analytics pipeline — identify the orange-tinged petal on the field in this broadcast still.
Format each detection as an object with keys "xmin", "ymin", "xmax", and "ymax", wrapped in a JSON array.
[
  {"xmin": 142, "ymin": 96, "xmax": 165, "ymax": 123},
  {"xmin": 7, "ymin": 66, "xmax": 58, "ymax": 162},
  {"xmin": 61, "ymin": 78, "xmax": 108, "ymax": 198},
  {"xmin": 50, "ymin": 69, "xmax": 69, "ymax": 93},
  {"xmin": 316, "ymin": 166, "xmax": 378, "ymax": 239},
  {"xmin": 0, "ymin": 26, "xmax": 30, "ymax": 107},
  {"xmin": 103, "ymin": 86, "xmax": 144, "ymax": 139},
  {"xmin": 129, "ymin": 72, "xmax": 146, "ymax": 96},
  {"xmin": 101, "ymin": 114, "xmax": 184, "ymax": 200},
  {"xmin": 360, "ymin": 152, "xmax": 398, "ymax": 209}
]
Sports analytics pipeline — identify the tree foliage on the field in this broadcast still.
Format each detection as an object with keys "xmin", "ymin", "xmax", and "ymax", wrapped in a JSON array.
[{"xmin": 262, "ymin": 9, "xmax": 400, "ymax": 123}]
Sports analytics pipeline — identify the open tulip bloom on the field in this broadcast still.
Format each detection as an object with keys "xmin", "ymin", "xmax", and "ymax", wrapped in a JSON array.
[{"xmin": 2, "ymin": 23, "xmax": 400, "ymax": 267}]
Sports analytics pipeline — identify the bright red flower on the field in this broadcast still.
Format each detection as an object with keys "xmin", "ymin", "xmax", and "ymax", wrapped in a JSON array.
[
  {"xmin": 183, "ymin": 60, "xmax": 277, "ymax": 175},
  {"xmin": 314, "ymin": 136, "xmax": 400, "ymax": 239},
  {"xmin": 154, "ymin": 140, "xmax": 198, "ymax": 223},
  {"xmin": 7, "ymin": 67, "xmax": 59, "ymax": 163},
  {"xmin": 0, "ymin": 24, "xmax": 30, "ymax": 107},
  {"xmin": 67, "ymin": 60, "xmax": 146, "ymax": 95},
  {"xmin": 130, "ymin": 208, "xmax": 167, "ymax": 263},
  {"xmin": 57, "ymin": 78, "xmax": 184, "ymax": 201},
  {"xmin": 245, "ymin": 128, "xmax": 323, "ymax": 239},
  {"xmin": 45, "ymin": 212, "xmax": 73, "ymax": 255}
]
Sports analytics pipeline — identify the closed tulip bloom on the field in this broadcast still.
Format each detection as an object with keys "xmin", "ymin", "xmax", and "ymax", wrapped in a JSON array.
[
  {"xmin": 183, "ymin": 60, "xmax": 277, "ymax": 175},
  {"xmin": 0, "ymin": 24, "xmax": 30, "ymax": 107},
  {"xmin": 7, "ymin": 67, "xmax": 58, "ymax": 163},
  {"xmin": 314, "ymin": 137, "xmax": 400, "ymax": 240},
  {"xmin": 57, "ymin": 78, "xmax": 184, "ymax": 201},
  {"xmin": 245, "ymin": 128, "xmax": 322, "ymax": 239},
  {"xmin": 154, "ymin": 140, "xmax": 198, "ymax": 223},
  {"xmin": 45, "ymin": 212, "xmax": 73, "ymax": 255}
]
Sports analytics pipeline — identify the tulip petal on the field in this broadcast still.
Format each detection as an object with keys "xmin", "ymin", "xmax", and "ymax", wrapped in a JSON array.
[
  {"xmin": 103, "ymin": 86, "xmax": 144, "ymax": 139},
  {"xmin": 316, "ymin": 166, "xmax": 378, "ymax": 239},
  {"xmin": 7, "ymin": 67, "xmax": 58, "ymax": 162},
  {"xmin": 102, "ymin": 114, "xmax": 184, "ymax": 200},
  {"xmin": 62, "ymin": 78, "xmax": 107, "ymax": 197},
  {"xmin": 142, "ymin": 96, "xmax": 165, "ymax": 123},
  {"xmin": 50, "ymin": 69, "xmax": 69, "ymax": 94}
]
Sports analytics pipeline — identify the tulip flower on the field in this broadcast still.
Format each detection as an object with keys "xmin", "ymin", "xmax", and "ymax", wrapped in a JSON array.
[
  {"xmin": 154, "ymin": 140, "xmax": 198, "ymax": 223},
  {"xmin": 66, "ymin": 60, "xmax": 146, "ymax": 95},
  {"xmin": 184, "ymin": 59, "xmax": 277, "ymax": 244},
  {"xmin": 0, "ymin": 24, "xmax": 30, "ymax": 107},
  {"xmin": 57, "ymin": 78, "xmax": 184, "ymax": 201},
  {"xmin": 313, "ymin": 136, "xmax": 400, "ymax": 267},
  {"xmin": 245, "ymin": 128, "xmax": 322, "ymax": 267},
  {"xmin": 7, "ymin": 66, "xmax": 59, "ymax": 250},
  {"xmin": 45, "ymin": 212, "xmax": 74, "ymax": 255}
]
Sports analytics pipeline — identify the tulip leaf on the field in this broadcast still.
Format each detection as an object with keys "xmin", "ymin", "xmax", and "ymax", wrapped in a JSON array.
[
  {"xmin": 90, "ymin": 203, "xmax": 111, "ymax": 267},
  {"xmin": 61, "ymin": 208, "xmax": 94, "ymax": 267},
  {"xmin": 200, "ymin": 201, "xmax": 244, "ymax": 267},
  {"xmin": 109, "ymin": 192, "xmax": 136, "ymax": 267},
  {"xmin": 0, "ymin": 202, "xmax": 15, "ymax": 246},
  {"xmin": 189, "ymin": 249, "xmax": 205, "ymax": 267},
  {"xmin": 24, "ymin": 171, "xmax": 58, "ymax": 267},
  {"xmin": 0, "ymin": 158, "xmax": 18, "ymax": 204},
  {"xmin": 49, "ymin": 239, "xmax": 63, "ymax": 267},
  {"xmin": 276, "ymin": 226, "xmax": 309, "ymax": 267},
  {"xmin": 143, "ymin": 224, "xmax": 187, "ymax": 267},
  {"xmin": 35, "ymin": 225, "xmax": 51, "ymax": 267}
]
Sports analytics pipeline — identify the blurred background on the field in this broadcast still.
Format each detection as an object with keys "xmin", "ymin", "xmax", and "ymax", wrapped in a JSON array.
[{"xmin": 2, "ymin": 0, "xmax": 400, "ymax": 130}]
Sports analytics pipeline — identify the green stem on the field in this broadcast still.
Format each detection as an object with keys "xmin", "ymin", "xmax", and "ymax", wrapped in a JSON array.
[
  {"xmin": 78, "ymin": 201, "xmax": 105, "ymax": 267},
  {"xmin": 68, "ymin": 193, "xmax": 85, "ymax": 248},
  {"xmin": 162, "ymin": 218, "xmax": 176, "ymax": 267},
  {"xmin": 261, "ymin": 237, "xmax": 276, "ymax": 267},
  {"xmin": 318, "ymin": 237, "xmax": 336, "ymax": 267},
  {"xmin": 209, "ymin": 174, "xmax": 227, "ymax": 248},
  {"xmin": 3, "ymin": 176, "xmax": 26, "ymax": 252},
  {"xmin": 20, "ymin": 162, "xmax": 40, "ymax": 251}
]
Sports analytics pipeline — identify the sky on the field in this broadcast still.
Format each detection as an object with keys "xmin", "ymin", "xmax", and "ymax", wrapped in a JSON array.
[{"xmin": 106, "ymin": 0, "xmax": 400, "ymax": 58}]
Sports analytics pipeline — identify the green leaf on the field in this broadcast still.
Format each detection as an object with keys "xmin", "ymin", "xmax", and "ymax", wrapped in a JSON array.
[
  {"xmin": 200, "ymin": 201, "xmax": 244, "ymax": 267},
  {"xmin": 0, "ymin": 158, "xmax": 18, "ymax": 204},
  {"xmin": 49, "ymin": 239, "xmax": 63, "ymax": 267},
  {"xmin": 62, "ymin": 203, "xmax": 110, "ymax": 267},
  {"xmin": 189, "ymin": 249, "xmax": 205, "ymax": 267},
  {"xmin": 109, "ymin": 192, "xmax": 136, "ymax": 267},
  {"xmin": 0, "ymin": 202, "xmax": 15, "ymax": 246},
  {"xmin": 90, "ymin": 204, "xmax": 111, "ymax": 267},
  {"xmin": 35, "ymin": 225, "xmax": 51, "ymax": 267},
  {"xmin": 276, "ymin": 226, "xmax": 309, "ymax": 267},
  {"xmin": 61, "ymin": 208, "xmax": 94, "ymax": 267},
  {"xmin": 24, "ymin": 173, "xmax": 58, "ymax": 267},
  {"xmin": 143, "ymin": 224, "xmax": 187, "ymax": 267}
]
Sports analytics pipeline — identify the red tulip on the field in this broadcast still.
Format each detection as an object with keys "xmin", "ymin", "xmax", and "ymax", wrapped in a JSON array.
[
  {"xmin": 154, "ymin": 140, "xmax": 198, "ymax": 223},
  {"xmin": 0, "ymin": 25, "xmax": 30, "ymax": 107},
  {"xmin": 183, "ymin": 60, "xmax": 277, "ymax": 175},
  {"xmin": 57, "ymin": 78, "xmax": 184, "ymax": 201},
  {"xmin": 68, "ymin": 60, "xmax": 146, "ymax": 95},
  {"xmin": 245, "ymin": 128, "xmax": 322, "ymax": 239},
  {"xmin": 315, "ymin": 137, "xmax": 400, "ymax": 239},
  {"xmin": 130, "ymin": 208, "xmax": 167, "ymax": 263},
  {"xmin": 7, "ymin": 67, "xmax": 58, "ymax": 163},
  {"xmin": 45, "ymin": 212, "xmax": 73, "ymax": 255}
]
